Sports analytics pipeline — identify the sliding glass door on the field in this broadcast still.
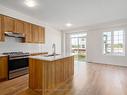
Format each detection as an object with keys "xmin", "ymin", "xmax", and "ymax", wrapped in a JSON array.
[{"xmin": 71, "ymin": 33, "xmax": 87, "ymax": 62}]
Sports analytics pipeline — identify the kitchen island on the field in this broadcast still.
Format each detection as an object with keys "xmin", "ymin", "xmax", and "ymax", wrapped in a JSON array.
[{"xmin": 29, "ymin": 54, "xmax": 74, "ymax": 95}]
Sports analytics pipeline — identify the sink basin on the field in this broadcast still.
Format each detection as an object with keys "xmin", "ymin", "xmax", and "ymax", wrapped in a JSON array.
[{"xmin": 44, "ymin": 54, "xmax": 60, "ymax": 57}]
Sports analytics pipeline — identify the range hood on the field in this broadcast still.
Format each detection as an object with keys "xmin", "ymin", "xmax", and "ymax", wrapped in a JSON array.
[{"xmin": 5, "ymin": 32, "xmax": 25, "ymax": 38}]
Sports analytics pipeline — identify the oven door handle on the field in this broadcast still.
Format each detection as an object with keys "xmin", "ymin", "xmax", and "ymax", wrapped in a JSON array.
[{"xmin": 9, "ymin": 56, "xmax": 29, "ymax": 60}]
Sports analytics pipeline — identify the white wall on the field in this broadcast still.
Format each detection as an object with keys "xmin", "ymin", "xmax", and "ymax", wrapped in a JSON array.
[
  {"xmin": 87, "ymin": 26, "xmax": 127, "ymax": 66},
  {"xmin": 0, "ymin": 5, "xmax": 61, "ymax": 54},
  {"xmin": 63, "ymin": 20, "xmax": 127, "ymax": 66}
]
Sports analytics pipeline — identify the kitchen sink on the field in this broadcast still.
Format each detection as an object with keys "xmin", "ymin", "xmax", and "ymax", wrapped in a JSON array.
[{"xmin": 44, "ymin": 54, "xmax": 60, "ymax": 57}]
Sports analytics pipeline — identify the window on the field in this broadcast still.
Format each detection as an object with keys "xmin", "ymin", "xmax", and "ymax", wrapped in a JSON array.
[{"xmin": 103, "ymin": 30, "xmax": 125, "ymax": 56}]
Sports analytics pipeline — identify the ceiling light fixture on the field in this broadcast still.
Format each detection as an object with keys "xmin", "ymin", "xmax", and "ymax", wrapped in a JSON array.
[
  {"xmin": 66, "ymin": 23, "xmax": 72, "ymax": 27},
  {"xmin": 24, "ymin": 0, "xmax": 37, "ymax": 7}
]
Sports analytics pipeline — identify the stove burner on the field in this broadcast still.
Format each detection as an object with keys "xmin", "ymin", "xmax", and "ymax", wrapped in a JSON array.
[
  {"xmin": 3, "ymin": 52, "xmax": 28, "ymax": 54},
  {"xmin": 3, "ymin": 52, "xmax": 30, "ymax": 60},
  {"xmin": 3, "ymin": 52, "xmax": 29, "ymax": 55}
]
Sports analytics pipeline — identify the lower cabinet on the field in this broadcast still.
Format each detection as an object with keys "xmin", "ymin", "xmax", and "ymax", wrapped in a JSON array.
[
  {"xmin": 29, "ymin": 56, "xmax": 74, "ymax": 93},
  {"xmin": 0, "ymin": 56, "xmax": 8, "ymax": 81}
]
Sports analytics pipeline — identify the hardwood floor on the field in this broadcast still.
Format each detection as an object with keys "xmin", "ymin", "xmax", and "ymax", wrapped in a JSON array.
[{"xmin": 0, "ymin": 62, "xmax": 127, "ymax": 95}]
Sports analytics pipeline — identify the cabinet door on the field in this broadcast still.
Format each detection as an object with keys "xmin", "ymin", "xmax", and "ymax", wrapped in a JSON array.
[
  {"xmin": 0, "ymin": 57, "xmax": 8, "ymax": 81},
  {"xmin": 14, "ymin": 19, "xmax": 24, "ymax": 33},
  {"xmin": 24, "ymin": 23, "xmax": 32, "ymax": 43},
  {"xmin": 0, "ymin": 15, "xmax": 4, "ymax": 41},
  {"xmin": 3, "ymin": 16, "xmax": 15, "ymax": 32},
  {"xmin": 38, "ymin": 27, "xmax": 45, "ymax": 43},
  {"xmin": 31, "ymin": 24, "xmax": 39, "ymax": 43}
]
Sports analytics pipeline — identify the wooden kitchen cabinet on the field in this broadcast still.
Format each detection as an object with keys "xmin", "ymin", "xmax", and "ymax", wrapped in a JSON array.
[
  {"xmin": 0, "ymin": 15, "xmax": 4, "ymax": 41},
  {"xmin": 3, "ymin": 16, "xmax": 24, "ymax": 33},
  {"xmin": 14, "ymin": 19, "xmax": 24, "ymax": 33},
  {"xmin": 24, "ymin": 22, "xmax": 32, "ymax": 43},
  {"xmin": 3, "ymin": 16, "xmax": 15, "ymax": 32},
  {"xmin": 31, "ymin": 24, "xmax": 45, "ymax": 43},
  {"xmin": 1, "ymin": 14, "xmax": 45, "ymax": 43},
  {"xmin": 0, "ymin": 56, "xmax": 8, "ymax": 81},
  {"xmin": 31, "ymin": 24, "xmax": 39, "ymax": 43},
  {"xmin": 38, "ymin": 27, "xmax": 45, "ymax": 43},
  {"xmin": 29, "ymin": 56, "xmax": 74, "ymax": 93}
]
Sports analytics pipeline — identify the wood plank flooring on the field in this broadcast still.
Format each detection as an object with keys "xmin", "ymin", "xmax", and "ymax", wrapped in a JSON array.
[{"xmin": 0, "ymin": 62, "xmax": 127, "ymax": 95}]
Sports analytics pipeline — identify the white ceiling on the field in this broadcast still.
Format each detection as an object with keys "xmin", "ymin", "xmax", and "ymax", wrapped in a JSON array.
[{"xmin": 0, "ymin": 0, "xmax": 127, "ymax": 30}]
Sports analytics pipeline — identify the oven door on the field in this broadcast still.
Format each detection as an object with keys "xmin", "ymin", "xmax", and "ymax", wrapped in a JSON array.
[
  {"xmin": 8, "ymin": 57, "xmax": 29, "ymax": 79},
  {"xmin": 9, "ymin": 57, "xmax": 28, "ymax": 71}
]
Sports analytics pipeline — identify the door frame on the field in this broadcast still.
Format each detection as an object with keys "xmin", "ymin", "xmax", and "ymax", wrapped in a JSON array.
[{"xmin": 70, "ymin": 32, "xmax": 87, "ymax": 62}]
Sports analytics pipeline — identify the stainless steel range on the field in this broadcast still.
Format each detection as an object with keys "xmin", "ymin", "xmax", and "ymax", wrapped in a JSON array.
[{"xmin": 3, "ymin": 52, "xmax": 30, "ymax": 79}]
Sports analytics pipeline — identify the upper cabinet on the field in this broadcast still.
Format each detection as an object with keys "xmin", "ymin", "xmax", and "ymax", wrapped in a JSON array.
[
  {"xmin": 0, "ymin": 14, "xmax": 45, "ymax": 43},
  {"xmin": 31, "ymin": 24, "xmax": 39, "ymax": 43},
  {"xmin": 0, "ymin": 15, "xmax": 4, "ymax": 41},
  {"xmin": 24, "ymin": 22, "xmax": 32, "ymax": 43},
  {"xmin": 14, "ymin": 19, "xmax": 24, "ymax": 34},
  {"xmin": 38, "ymin": 27, "xmax": 45, "ymax": 43},
  {"xmin": 3, "ymin": 16, "xmax": 15, "ymax": 32},
  {"xmin": 31, "ymin": 24, "xmax": 45, "ymax": 43},
  {"xmin": 3, "ymin": 16, "xmax": 24, "ymax": 33}
]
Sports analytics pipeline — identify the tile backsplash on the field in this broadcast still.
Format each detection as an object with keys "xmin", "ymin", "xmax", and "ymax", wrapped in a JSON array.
[{"xmin": 0, "ymin": 36, "xmax": 47, "ymax": 53}]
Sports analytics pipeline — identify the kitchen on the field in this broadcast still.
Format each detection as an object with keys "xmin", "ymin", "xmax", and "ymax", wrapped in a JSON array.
[
  {"xmin": 0, "ymin": 14, "xmax": 61, "ymax": 79},
  {"xmin": 0, "ymin": 4, "xmax": 73, "ymax": 95}
]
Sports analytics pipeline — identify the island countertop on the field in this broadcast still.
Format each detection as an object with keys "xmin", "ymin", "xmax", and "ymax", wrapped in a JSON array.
[
  {"xmin": 29, "ymin": 54, "xmax": 74, "ymax": 94},
  {"xmin": 0, "ymin": 54, "xmax": 8, "ymax": 57},
  {"xmin": 29, "ymin": 54, "xmax": 73, "ymax": 61}
]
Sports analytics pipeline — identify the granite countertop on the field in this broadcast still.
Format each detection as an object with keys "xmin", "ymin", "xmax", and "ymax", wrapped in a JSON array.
[
  {"xmin": 30, "ymin": 52, "xmax": 48, "ymax": 54},
  {"xmin": 29, "ymin": 54, "xmax": 73, "ymax": 61}
]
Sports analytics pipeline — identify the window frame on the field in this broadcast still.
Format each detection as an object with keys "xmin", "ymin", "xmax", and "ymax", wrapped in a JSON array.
[{"xmin": 103, "ymin": 30, "xmax": 125, "ymax": 56}]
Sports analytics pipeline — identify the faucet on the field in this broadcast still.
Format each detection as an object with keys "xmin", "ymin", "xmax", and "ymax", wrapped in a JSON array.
[{"xmin": 52, "ymin": 43, "xmax": 56, "ymax": 55}]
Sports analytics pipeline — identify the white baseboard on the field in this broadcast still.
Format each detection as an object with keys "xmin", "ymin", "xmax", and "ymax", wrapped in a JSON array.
[{"xmin": 87, "ymin": 61, "xmax": 127, "ymax": 67}]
